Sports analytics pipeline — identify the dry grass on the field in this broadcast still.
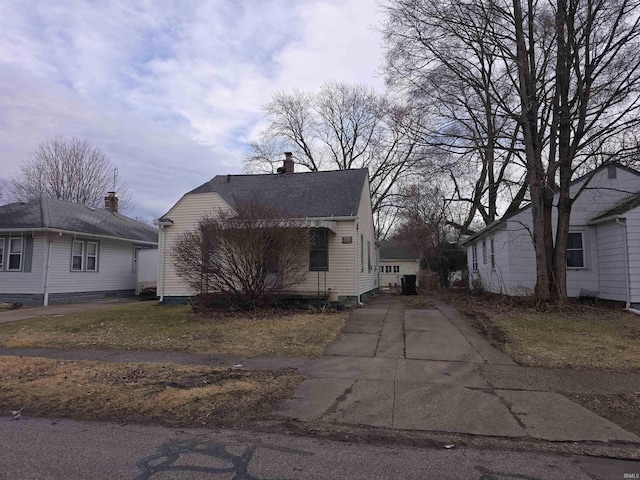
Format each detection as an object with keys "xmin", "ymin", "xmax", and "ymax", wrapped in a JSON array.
[
  {"xmin": 0, "ymin": 303, "xmax": 347, "ymax": 357},
  {"xmin": 0, "ymin": 356, "xmax": 302, "ymax": 427},
  {"xmin": 436, "ymin": 290, "xmax": 640, "ymax": 372}
]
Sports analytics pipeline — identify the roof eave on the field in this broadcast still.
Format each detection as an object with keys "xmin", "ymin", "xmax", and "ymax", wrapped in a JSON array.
[{"xmin": 0, "ymin": 227, "xmax": 158, "ymax": 246}]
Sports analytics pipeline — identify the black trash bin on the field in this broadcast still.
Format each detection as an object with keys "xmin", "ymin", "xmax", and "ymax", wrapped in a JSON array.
[{"xmin": 403, "ymin": 275, "xmax": 417, "ymax": 295}]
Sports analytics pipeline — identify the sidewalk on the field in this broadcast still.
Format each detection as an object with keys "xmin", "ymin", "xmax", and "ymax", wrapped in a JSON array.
[{"xmin": 1, "ymin": 294, "xmax": 639, "ymax": 445}]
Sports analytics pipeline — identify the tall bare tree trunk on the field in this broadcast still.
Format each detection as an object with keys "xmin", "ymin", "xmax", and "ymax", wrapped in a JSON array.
[{"xmin": 513, "ymin": 0, "xmax": 551, "ymax": 299}]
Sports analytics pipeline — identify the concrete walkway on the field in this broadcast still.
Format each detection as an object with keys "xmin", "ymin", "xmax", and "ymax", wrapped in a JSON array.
[
  {"xmin": 275, "ymin": 295, "xmax": 640, "ymax": 444},
  {"xmin": 1, "ymin": 294, "xmax": 639, "ymax": 445}
]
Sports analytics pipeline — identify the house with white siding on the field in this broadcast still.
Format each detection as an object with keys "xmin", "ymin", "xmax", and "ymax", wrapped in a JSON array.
[
  {"xmin": 464, "ymin": 164, "xmax": 640, "ymax": 306},
  {"xmin": 0, "ymin": 193, "xmax": 158, "ymax": 306},
  {"xmin": 379, "ymin": 240, "xmax": 421, "ymax": 289},
  {"xmin": 156, "ymin": 154, "xmax": 378, "ymax": 305}
]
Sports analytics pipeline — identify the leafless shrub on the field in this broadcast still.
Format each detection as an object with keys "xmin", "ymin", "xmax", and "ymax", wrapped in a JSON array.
[{"xmin": 172, "ymin": 202, "xmax": 309, "ymax": 308}]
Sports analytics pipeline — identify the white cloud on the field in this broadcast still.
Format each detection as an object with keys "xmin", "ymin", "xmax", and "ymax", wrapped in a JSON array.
[{"xmin": 0, "ymin": 0, "xmax": 385, "ymax": 219}]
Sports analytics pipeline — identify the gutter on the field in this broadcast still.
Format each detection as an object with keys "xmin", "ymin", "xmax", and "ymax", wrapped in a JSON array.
[{"xmin": 0, "ymin": 227, "xmax": 157, "ymax": 247}]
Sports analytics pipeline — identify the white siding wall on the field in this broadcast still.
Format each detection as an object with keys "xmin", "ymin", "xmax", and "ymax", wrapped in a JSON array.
[
  {"xmin": 47, "ymin": 235, "xmax": 138, "ymax": 293},
  {"xmin": 468, "ymin": 166, "xmax": 640, "ymax": 297},
  {"xmin": 296, "ymin": 220, "xmax": 357, "ymax": 296},
  {"xmin": 468, "ymin": 227, "xmax": 513, "ymax": 294},
  {"xmin": 569, "ymin": 167, "xmax": 640, "ymax": 225},
  {"xmin": 596, "ymin": 221, "xmax": 627, "ymax": 302},
  {"xmin": 356, "ymin": 177, "xmax": 377, "ymax": 295},
  {"xmin": 380, "ymin": 260, "xmax": 419, "ymax": 287},
  {"xmin": 160, "ymin": 192, "xmax": 233, "ymax": 297},
  {"xmin": 625, "ymin": 207, "xmax": 640, "ymax": 306},
  {"xmin": 0, "ymin": 232, "xmax": 45, "ymax": 294}
]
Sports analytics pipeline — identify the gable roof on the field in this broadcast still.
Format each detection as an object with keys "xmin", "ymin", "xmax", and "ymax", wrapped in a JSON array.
[
  {"xmin": 463, "ymin": 162, "xmax": 640, "ymax": 245},
  {"xmin": 0, "ymin": 197, "xmax": 158, "ymax": 244},
  {"xmin": 590, "ymin": 190, "xmax": 640, "ymax": 223},
  {"xmin": 379, "ymin": 240, "xmax": 421, "ymax": 260},
  {"xmin": 177, "ymin": 169, "xmax": 369, "ymax": 218}
]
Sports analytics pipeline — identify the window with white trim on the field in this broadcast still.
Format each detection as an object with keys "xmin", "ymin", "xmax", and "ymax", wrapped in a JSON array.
[
  {"xmin": 360, "ymin": 234, "xmax": 364, "ymax": 272},
  {"xmin": 393, "ymin": 265, "xmax": 400, "ymax": 273},
  {"xmin": 309, "ymin": 229, "xmax": 329, "ymax": 271},
  {"xmin": 482, "ymin": 240, "xmax": 487, "ymax": 264},
  {"xmin": 566, "ymin": 232, "xmax": 585, "ymax": 268},
  {"xmin": 86, "ymin": 242, "xmax": 98, "ymax": 271},
  {"xmin": 472, "ymin": 245, "xmax": 478, "ymax": 272},
  {"xmin": 0, "ymin": 238, "xmax": 4, "ymax": 270},
  {"xmin": 71, "ymin": 240, "xmax": 100, "ymax": 272},
  {"xmin": 8, "ymin": 238, "xmax": 22, "ymax": 271},
  {"xmin": 71, "ymin": 240, "xmax": 84, "ymax": 271},
  {"xmin": 367, "ymin": 240, "xmax": 371, "ymax": 272}
]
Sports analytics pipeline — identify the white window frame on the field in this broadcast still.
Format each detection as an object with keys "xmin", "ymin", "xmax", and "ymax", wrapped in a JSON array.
[
  {"xmin": 367, "ymin": 240, "xmax": 371, "ymax": 272},
  {"xmin": 8, "ymin": 238, "xmax": 23, "ymax": 271},
  {"xmin": 482, "ymin": 240, "xmax": 487, "ymax": 264},
  {"xmin": 71, "ymin": 240, "xmax": 84, "ymax": 271},
  {"xmin": 393, "ymin": 265, "xmax": 400, "ymax": 273},
  {"xmin": 0, "ymin": 238, "xmax": 4, "ymax": 270},
  {"xmin": 472, "ymin": 245, "xmax": 478, "ymax": 272},
  {"xmin": 490, "ymin": 238, "xmax": 495, "ymax": 269},
  {"xmin": 566, "ymin": 232, "xmax": 586, "ymax": 269},
  {"xmin": 86, "ymin": 241, "xmax": 99, "ymax": 272}
]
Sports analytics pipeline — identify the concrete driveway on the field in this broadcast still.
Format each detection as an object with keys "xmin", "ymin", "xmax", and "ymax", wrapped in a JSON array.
[{"xmin": 274, "ymin": 294, "xmax": 640, "ymax": 443}]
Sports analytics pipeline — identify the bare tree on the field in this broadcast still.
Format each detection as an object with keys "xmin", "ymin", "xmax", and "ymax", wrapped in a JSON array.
[
  {"xmin": 383, "ymin": 0, "xmax": 640, "ymax": 301},
  {"xmin": 245, "ymin": 81, "xmax": 429, "ymax": 237},
  {"xmin": 383, "ymin": 0, "xmax": 526, "ymax": 233},
  {"xmin": 172, "ymin": 202, "xmax": 310, "ymax": 308},
  {"xmin": 4, "ymin": 135, "xmax": 131, "ymax": 211}
]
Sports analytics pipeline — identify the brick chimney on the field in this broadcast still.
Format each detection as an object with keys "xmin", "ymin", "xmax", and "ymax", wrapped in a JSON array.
[
  {"xmin": 283, "ymin": 152, "xmax": 294, "ymax": 173},
  {"xmin": 105, "ymin": 191, "xmax": 119, "ymax": 213}
]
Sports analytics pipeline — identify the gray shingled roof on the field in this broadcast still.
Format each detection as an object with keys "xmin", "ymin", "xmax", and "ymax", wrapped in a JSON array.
[
  {"xmin": 591, "ymin": 191, "xmax": 640, "ymax": 222},
  {"xmin": 0, "ymin": 197, "xmax": 158, "ymax": 244},
  {"xmin": 178, "ymin": 169, "xmax": 368, "ymax": 218},
  {"xmin": 379, "ymin": 240, "xmax": 421, "ymax": 260}
]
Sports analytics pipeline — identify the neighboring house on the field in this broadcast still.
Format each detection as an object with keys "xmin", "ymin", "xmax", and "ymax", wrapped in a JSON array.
[
  {"xmin": 156, "ymin": 155, "xmax": 378, "ymax": 304},
  {"xmin": 464, "ymin": 164, "xmax": 640, "ymax": 305},
  {"xmin": 0, "ymin": 193, "xmax": 158, "ymax": 306},
  {"xmin": 379, "ymin": 240, "xmax": 421, "ymax": 288}
]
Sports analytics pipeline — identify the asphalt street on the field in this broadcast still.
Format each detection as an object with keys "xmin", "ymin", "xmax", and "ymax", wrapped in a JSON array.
[{"xmin": 1, "ymin": 417, "xmax": 638, "ymax": 480}]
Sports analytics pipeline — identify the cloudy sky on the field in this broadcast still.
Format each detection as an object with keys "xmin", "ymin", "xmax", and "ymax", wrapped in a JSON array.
[{"xmin": 0, "ymin": 0, "xmax": 386, "ymax": 221}]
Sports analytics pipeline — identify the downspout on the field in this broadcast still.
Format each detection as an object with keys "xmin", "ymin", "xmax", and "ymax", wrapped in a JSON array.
[
  {"xmin": 158, "ymin": 225, "xmax": 166, "ymax": 302},
  {"xmin": 617, "ymin": 218, "xmax": 639, "ymax": 314},
  {"xmin": 355, "ymin": 218, "xmax": 363, "ymax": 306},
  {"xmin": 43, "ymin": 234, "xmax": 53, "ymax": 306}
]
